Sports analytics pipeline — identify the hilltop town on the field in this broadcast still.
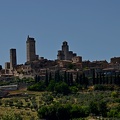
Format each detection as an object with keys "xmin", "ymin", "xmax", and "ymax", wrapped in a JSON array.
[
  {"xmin": 0, "ymin": 35, "xmax": 120, "ymax": 80},
  {"xmin": 0, "ymin": 36, "xmax": 120, "ymax": 119}
]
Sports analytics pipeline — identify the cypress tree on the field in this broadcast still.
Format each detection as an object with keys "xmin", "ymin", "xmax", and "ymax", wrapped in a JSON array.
[
  {"xmin": 92, "ymin": 69, "xmax": 95, "ymax": 85},
  {"xmin": 49, "ymin": 72, "xmax": 52, "ymax": 82},
  {"xmin": 82, "ymin": 73, "xmax": 86, "ymax": 85},
  {"xmin": 35, "ymin": 75, "xmax": 38, "ymax": 83},
  {"xmin": 67, "ymin": 72, "xmax": 70, "ymax": 86},
  {"xmin": 64, "ymin": 71, "xmax": 67, "ymax": 83},
  {"xmin": 37, "ymin": 75, "xmax": 40, "ymax": 82},
  {"xmin": 96, "ymin": 73, "xmax": 99, "ymax": 84},
  {"xmin": 102, "ymin": 73, "xmax": 105, "ymax": 84},
  {"xmin": 54, "ymin": 70, "xmax": 60, "ymax": 83},
  {"xmin": 106, "ymin": 75, "xmax": 109, "ymax": 84},
  {"xmin": 99, "ymin": 72, "xmax": 102, "ymax": 84},
  {"xmin": 70, "ymin": 73, "xmax": 73, "ymax": 86},
  {"xmin": 45, "ymin": 70, "xmax": 49, "ymax": 86},
  {"xmin": 114, "ymin": 72, "xmax": 117, "ymax": 84},
  {"xmin": 79, "ymin": 74, "xmax": 83, "ymax": 85},
  {"xmin": 75, "ymin": 72, "xmax": 79, "ymax": 84},
  {"xmin": 110, "ymin": 74, "xmax": 112, "ymax": 84}
]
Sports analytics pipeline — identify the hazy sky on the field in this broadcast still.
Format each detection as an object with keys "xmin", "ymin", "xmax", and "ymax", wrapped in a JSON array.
[{"xmin": 0, "ymin": 0, "xmax": 120, "ymax": 67}]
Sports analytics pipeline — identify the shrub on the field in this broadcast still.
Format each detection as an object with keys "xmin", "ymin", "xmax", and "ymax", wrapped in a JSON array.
[
  {"xmin": 27, "ymin": 81, "xmax": 46, "ymax": 91},
  {"xmin": 111, "ymin": 91, "xmax": 118, "ymax": 98},
  {"xmin": 94, "ymin": 84, "xmax": 105, "ymax": 91},
  {"xmin": 70, "ymin": 86, "xmax": 78, "ymax": 93},
  {"xmin": 54, "ymin": 82, "xmax": 70, "ymax": 95}
]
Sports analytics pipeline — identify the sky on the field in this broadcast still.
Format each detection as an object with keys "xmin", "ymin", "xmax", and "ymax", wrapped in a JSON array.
[{"xmin": 0, "ymin": 0, "xmax": 120, "ymax": 68}]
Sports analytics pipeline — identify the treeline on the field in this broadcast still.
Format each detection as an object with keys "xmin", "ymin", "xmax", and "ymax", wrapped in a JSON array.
[
  {"xmin": 92, "ymin": 70, "xmax": 120, "ymax": 85},
  {"xmin": 38, "ymin": 100, "xmax": 120, "ymax": 120},
  {"xmin": 27, "ymin": 70, "xmax": 120, "ymax": 93}
]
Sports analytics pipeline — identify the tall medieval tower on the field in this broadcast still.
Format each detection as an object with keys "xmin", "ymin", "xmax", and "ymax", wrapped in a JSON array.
[
  {"xmin": 62, "ymin": 41, "xmax": 69, "ymax": 60},
  {"xmin": 57, "ymin": 41, "xmax": 77, "ymax": 61},
  {"xmin": 26, "ymin": 35, "xmax": 36, "ymax": 62},
  {"xmin": 10, "ymin": 48, "xmax": 17, "ymax": 69}
]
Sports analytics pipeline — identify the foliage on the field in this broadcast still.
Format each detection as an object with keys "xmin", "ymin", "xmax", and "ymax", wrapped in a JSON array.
[
  {"xmin": 27, "ymin": 81, "xmax": 46, "ymax": 91},
  {"xmin": 47, "ymin": 80, "xmax": 56, "ymax": 92},
  {"xmin": 54, "ymin": 82, "xmax": 71, "ymax": 95},
  {"xmin": 70, "ymin": 86, "xmax": 78, "ymax": 93},
  {"xmin": 38, "ymin": 103, "xmax": 89, "ymax": 120},
  {"xmin": 94, "ymin": 84, "xmax": 106, "ymax": 91},
  {"xmin": 111, "ymin": 91, "xmax": 118, "ymax": 98},
  {"xmin": 0, "ymin": 112, "xmax": 22, "ymax": 120}
]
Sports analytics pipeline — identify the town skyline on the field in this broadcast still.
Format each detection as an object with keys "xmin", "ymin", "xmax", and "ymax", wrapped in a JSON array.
[
  {"xmin": 0, "ymin": 1, "xmax": 120, "ymax": 67},
  {"xmin": 1, "ymin": 35, "xmax": 120, "ymax": 69}
]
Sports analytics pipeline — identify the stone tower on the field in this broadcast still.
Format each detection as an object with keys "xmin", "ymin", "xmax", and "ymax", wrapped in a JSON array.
[
  {"xmin": 10, "ymin": 48, "xmax": 17, "ymax": 69},
  {"xmin": 26, "ymin": 35, "xmax": 36, "ymax": 62},
  {"xmin": 57, "ymin": 41, "xmax": 77, "ymax": 61},
  {"xmin": 62, "ymin": 41, "xmax": 69, "ymax": 60}
]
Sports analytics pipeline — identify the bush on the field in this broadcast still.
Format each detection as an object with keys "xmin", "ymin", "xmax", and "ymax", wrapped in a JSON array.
[
  {"xmin": 111, "ymin": 91, "xmax": 118, "ymax": 98},
  {"xmin": 27, "ymin": 81, "xmax": 46, "ymax": 91},
  {"xmin": 38, "ymin": 103, "xmax": 89, "ymax": 120},
  {"xmin": 1, "ymin": 113, "xmax": 22, "ymax": 120},
  {"xmin": 54, "ymin": 82, "xmax": 70, "ymax": 95},
  {"xmin": 47, "ymin": 80, "xmax": 56, "ymax": 92},
  {"xmin": 70, "ymin": 86, "xmax": 78, "ymax": 93},
  {"xmin": 107, "ymin": 109, "xmax": 120, "ymax": 118},
  {"xmin": 94, "ymin": 84, "xmax": 105, "ymax": 91}
]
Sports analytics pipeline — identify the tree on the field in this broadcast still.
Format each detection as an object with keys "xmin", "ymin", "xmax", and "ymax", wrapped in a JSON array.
[
  {"xmin": 110, "ymin": 74, "xmax": 113, "ymax": 84},
  {"xmin": 0, "ymin": 65, "xmax": 2, "ymax": 70},
  {"xmin": 45, "ymin": 70, "xmax": 49, "ymax": 87},
  {"xmin": 92, "ymin": 69, "xmax": 95, "ymax": 85},
  {"xmin": 102, "ymin": 74, "xmax": 105, "ymax": 84},
  {"xmin": 64, "ymin": 71, "xmax": 67, "ymax": 83},
  {"xmin": 75, "ymin": 72, "xmax": 79, "ymax": 84},
  {"xmin": 56, "ymin": 104, "xmax": 70, "ymax": 120},
  {"xmin": 98, "ymin": 101, "xmax": 107, "ymax": 117},
  {"xmin": 54, "ymin": 82, "xmax": 70, "ymax": 95},
  {"xmin": 106, "ymin": 75, "xmax": 109, "ymax": 84},
  {"xmin": 67, "ymin": 72, "xmax": 70, "ymax": 86},
  {"xmin": 27, "ymin": 81, "xmax": 46, "ymax": 91},
  {"xmin": 47, "ymin": 80, "xmax": 56, "ymax": 92},
  {"xmin": 96, "ymin": 73, "xmax": 99, "ymax": 84},
  {"xmin": 1, "ymin": 113, "xmax": 22, "ymax": 120},
  {"xmin": 49, "ymin": 72, "xmax": 52, "ymax": 82},
  {"xmin": 35, "ymin": 75, "xmax": 40, "ymax": 83},
  {"xmin": 54, "ymin": 70, "xmax": 60, "ymax": 83},
  {"xmin": 89, "ymin": 101, "xmax": 98, "ymax": 115},
  {"xmin": 99, "ymin": 73, "xmax": 102, "ymax": 84},
  {"xmin": 70, "ymin": 105, "xmax": 81, "ymax": 118},
  {"xmin": 69, "ymin": 73, "xmax": 73, "ymax": 86}
]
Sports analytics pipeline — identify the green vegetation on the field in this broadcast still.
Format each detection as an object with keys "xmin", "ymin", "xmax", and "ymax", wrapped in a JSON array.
[
  {"xmin": 0, "ymin": 70, "xmax": 120, "ymax": 119},
  {"xmin": 0, "ymin": 89, "xmax": 119, "ymax": 119}
]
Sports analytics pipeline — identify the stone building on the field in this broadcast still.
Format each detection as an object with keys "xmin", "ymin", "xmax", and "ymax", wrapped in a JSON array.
[
  {"xmin": 72, "ymin": 56, "xmax": 82, "ymax": 63},
  {"xmin": 5, "ymin": 62, "xmax": 10, "ymax": 69},
  {"xmin": 57, "ymin": 41, "xmax": 77, "ymax": 60},
  {"xmin": 110, "ymin": 57, "xmax": 120, "ymax": 64},
  {"xmin": 10, "ymin": 48, "xmax": 17, "ymax": 69},
  {"xmin": 26, "ymin": 35, "xmax": 38, "ymax": 62}
]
